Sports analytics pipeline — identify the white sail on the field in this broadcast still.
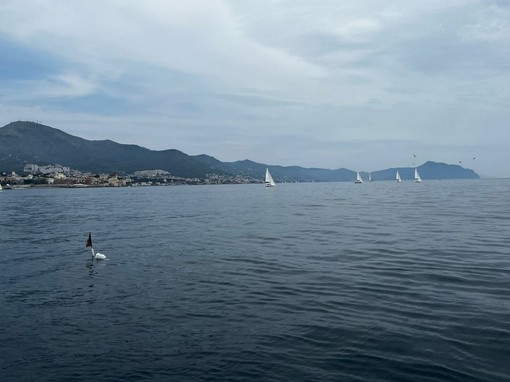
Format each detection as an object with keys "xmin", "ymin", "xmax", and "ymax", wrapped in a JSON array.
[
  {"xmin": 265, "ymin": 168, "xmax": 276, "ymax": 187},
  {"xmin": 369, "ymin": 173, "xmax": 372, "ymax": 182},
  {"xmin": 355, "ymin": 171, "xmax": 363, "ymax": 184},
  {"xmin": 396, "ymin": 171, "xmax": 401, "ymax": 182},
  {"xmin": 414, "ymin": 168, "xmax": 422, "ymax": 183}
]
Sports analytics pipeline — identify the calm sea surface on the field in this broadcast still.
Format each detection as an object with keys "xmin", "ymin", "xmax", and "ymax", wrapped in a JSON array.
[{"xmin": 1, "ymin": 179, "xmax": 510, "ymax": 381}]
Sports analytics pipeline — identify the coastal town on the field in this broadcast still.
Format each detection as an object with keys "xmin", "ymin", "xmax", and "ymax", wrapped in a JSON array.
[{"xmin": 0, "ymin": 163, "xmax": 260, "ymax": 189}]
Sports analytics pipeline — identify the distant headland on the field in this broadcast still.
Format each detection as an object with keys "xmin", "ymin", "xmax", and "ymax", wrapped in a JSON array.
[{"xmin": 0, "ymin": 121, "xmax": 479, "ymax": 187}]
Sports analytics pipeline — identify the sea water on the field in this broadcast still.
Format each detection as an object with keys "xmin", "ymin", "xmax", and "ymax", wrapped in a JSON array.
[{"xmin": 1, "ymin": 179, "xmax": 510, "ymax": 381}]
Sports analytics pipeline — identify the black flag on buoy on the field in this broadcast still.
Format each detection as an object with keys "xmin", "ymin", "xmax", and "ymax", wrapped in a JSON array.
[{"xmin": 86, "ymin": 233, "xmax": 92, "ymax": 248}]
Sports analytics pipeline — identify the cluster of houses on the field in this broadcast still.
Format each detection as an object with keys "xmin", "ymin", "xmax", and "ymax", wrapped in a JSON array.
[
  {"xmin": 0, "ymin": 163, "xmax": 258, "ymax": 189},
  {"xmin": 0, "ymin": 164, "xmax": 128, "ymax": 188}
]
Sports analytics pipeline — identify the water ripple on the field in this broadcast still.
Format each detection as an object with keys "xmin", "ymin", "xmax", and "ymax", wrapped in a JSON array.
[{"xmin": 1, "ymin": 180, "xmax": 510, "ymax": 381}]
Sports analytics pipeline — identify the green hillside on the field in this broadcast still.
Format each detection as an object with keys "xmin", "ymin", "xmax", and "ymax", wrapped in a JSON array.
[
  {"xmin": 0, "ymin": 121, "xmax": 215, "ymax": 178},
  {"xmin": 0, "ymin": 121, "xmax": 480, "ymax": 181}
]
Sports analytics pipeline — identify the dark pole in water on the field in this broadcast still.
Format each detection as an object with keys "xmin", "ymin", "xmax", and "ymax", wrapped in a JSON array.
[{"xmin": 86, "ymin": 232, "xmax": 94, "ymax": 259}]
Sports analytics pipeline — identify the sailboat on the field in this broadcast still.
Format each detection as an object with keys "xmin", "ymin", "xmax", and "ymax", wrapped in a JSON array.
[
  {"xmin": 0, "ymin": 183, "xmax": 2, "ymax": 191},
  {"xmin": 368, "ymin": 173, "xmax": 372, "ymax": 182},
  {"xmin": 354, "ymin": 171, "xmax": 363, "ymax": 184},
  {"xmin": 396, "ymin": 171, "xmax": 401, "ymax": 183},
  {"xmin": 264, "ymin": 168, "xmax": 276, "ymax": 187},
  {"xmin": 414, "ymin": 168, "xmax": 422, "ymax": 183}
]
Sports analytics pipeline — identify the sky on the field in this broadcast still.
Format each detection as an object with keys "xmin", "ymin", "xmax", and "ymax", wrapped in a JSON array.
[{"xmin": 0, "ymin": 0, "xmax": 509, "ymax": 177}]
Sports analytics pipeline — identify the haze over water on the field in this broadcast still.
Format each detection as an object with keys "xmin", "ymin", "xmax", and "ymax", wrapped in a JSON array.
[{"xmin": 1, "ymin": 179, "xmax": 510, "ymax": 381}]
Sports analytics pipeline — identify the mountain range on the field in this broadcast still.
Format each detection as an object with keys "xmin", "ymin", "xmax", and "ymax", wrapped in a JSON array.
[{"xmin": 0, "ymin": 121, "xmax": 480, "ymax": 181}]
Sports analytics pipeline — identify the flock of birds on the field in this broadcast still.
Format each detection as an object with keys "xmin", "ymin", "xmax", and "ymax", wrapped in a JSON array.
[
  {"xmin": 411, "ymin": 154, "xmax": 476, "ymax": 166},
  {"xmin": 458, "ymin": 157, "xmax": 476, "ymax": 165}
]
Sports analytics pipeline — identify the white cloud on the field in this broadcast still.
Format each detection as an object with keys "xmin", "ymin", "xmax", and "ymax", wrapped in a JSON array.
[
  {"xmin": 0, "ymin": 0, "xmax": 509, "ymax": 176},
  {"xmin": 0, "ymin": 0, "xmax": 325, "ymax": 97}
]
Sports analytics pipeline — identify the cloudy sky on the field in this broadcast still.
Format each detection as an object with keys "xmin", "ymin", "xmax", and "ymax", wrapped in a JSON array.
[{"xmin": 1, "ymin": 1, "xmax": 509, "ymax": 177}]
